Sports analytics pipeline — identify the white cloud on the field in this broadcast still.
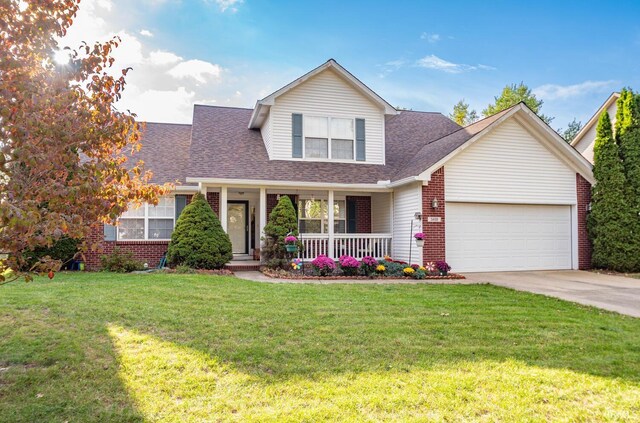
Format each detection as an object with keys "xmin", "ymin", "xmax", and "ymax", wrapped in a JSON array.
[
  {"xmin": 416, "ymin": 55, "xmax": 495, "ymax": 74},
  {"xmin": 148, "ymin": 50, "xmax": 182, "ymax": 66},
  {"xmin": 214, "ymin": 0, "xmax": 243, "ymax": 12},
  {"xmin": 139, "ymin": 29, "xmax": 154, "ymax": 37},
  {"xmin": 168, "ymin": 60, "xmax": 222, "ymax": 83},
  {"xmin": 534, "ymin": 80, "xmax": 617, "ymax": 100},
  {"xmin": 420, "ymin": 32, "xmax": 441, "ymax": 43}
]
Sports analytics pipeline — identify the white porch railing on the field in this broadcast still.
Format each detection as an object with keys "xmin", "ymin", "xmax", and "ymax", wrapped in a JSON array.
[{"xmin": 298, "ymin": 233, "xmax": 392, "ymax": 260}]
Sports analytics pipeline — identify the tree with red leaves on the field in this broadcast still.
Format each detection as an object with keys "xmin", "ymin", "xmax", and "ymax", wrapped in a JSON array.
[{"xmin": 0, "ymin": 0, "xmax": 170, "ymax": 282}]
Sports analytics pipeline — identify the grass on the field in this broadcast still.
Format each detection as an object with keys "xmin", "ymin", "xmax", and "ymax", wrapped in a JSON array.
[{"xmin": 1, "ymin": 272, "xmax": 639, "ymax": 422}]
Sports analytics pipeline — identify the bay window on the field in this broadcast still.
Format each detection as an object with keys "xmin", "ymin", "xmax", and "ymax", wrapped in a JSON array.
[
  {"xmin": 298, "ymin": 199, "xmax": 346, "ymax": 233},
  {"xmin": 118, "ymin": 197, "xmax": 175, "ymax": 240}
]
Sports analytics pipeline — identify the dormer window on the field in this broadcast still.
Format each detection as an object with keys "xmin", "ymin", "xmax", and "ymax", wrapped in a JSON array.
[{"xmin": 292, "ymin": 114, "xmax": 365, "ymax": 161}]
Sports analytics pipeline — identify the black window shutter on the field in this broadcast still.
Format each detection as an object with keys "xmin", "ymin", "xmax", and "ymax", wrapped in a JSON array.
[
  {"xmin": 103, "ymin": 224, "xmax": 116, "ymax": 241},
  {"xmin": 355, "ymin": 118, "xmax": 366, "ymax": 161},
  {"xmin": 347, "ymin": 199, "xmax": 357, "ymax": 233},
  {"xmin": 175, "ymin": 195, "xmax": 187, "ymax": 221},
  {"xmin": 292, "ymin": 114, "xmax": 303, "ymax": 158}
]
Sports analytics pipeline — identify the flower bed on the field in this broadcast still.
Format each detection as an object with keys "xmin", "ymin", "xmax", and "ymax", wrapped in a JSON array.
[{"xmin": 261, "ymin": 266, "xmax": 465, "ymax": 280}]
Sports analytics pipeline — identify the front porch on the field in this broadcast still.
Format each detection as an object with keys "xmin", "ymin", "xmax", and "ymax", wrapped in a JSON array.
[{"xmin": 196, "ymin": 185, "xmax": 397, "ymax": 262}]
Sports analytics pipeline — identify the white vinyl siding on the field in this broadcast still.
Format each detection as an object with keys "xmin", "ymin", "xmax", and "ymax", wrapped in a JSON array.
[
  {"xmin": 269, "ymin": 68, "xmax": 385, "ymax": 164},
  {"xmin": 445, "ymin": 120, "xmax": 577, "ymax": 205},
  {"xmin": 260, "ymin": 112, "xmax": 273, "ymax": 158},
  {"xmin": 446, "ymin": 203, "xmax": 572, "ymax": 272},
  {"xmin": 573, "ymin": 101, "xmax": 617, "ymax": 164},
  {"xmin": 371, "ymin": 192, "xmax": 392, "ymax": 233},
  {"xmin": 392, "ymin": 183, "xmax": 422, "ymax": 264}
]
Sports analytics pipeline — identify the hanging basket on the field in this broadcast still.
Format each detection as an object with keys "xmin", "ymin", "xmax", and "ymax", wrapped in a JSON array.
[
  {"xmin": 415, "ymin": 239, "xmax": 425, "ymax": 248},
  {"xmin": 285, "ymin": 244, "xmax": 298, "ymax": 253}
]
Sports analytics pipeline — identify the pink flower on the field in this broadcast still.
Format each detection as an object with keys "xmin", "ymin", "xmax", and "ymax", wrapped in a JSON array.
[
  {"xmin": 414, "ymin": 232, "xmax": 425, "ymax": 240},
  {"xmin": 284, "ymin": 235, "xmax": 298, "ymax": 244}
]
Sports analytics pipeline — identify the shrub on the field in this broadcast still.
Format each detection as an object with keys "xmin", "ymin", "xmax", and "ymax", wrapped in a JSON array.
[
  {"xmin": 262, "ymin": 196, "xmax": 299, "ymax": 268},
  {"xmin": 24, "ymin": 237, "xmax": 79, "ymax": 270},
  {"xmin": 361, "ymin": 255, "xmax": 378, "ymax": 276},
  {"xmin": 311, "ymin": 255, "xmax": 336, "ymax": 276},
  {"xmin": 175, "ymin": 264, "xmax": 196, "ymax": 274},
  {"xmin": 338, "ymin": 255, "xmax": 360, "ymax": 276},
  {"xmin": 167, "ymin": 193, "xmax": 233, "ymax": 269},
  {"xmin": 100, "ymin": 248, "xmax": 144, "ymax": 272}
]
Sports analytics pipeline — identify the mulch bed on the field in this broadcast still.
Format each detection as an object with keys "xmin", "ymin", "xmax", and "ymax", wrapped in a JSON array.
[{"xmin": 261, "ymin": 268, "xmax": 465, "ymax": 280}]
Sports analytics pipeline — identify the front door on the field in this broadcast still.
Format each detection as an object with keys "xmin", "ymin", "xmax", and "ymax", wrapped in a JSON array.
[{"xmin": 227, "ymin": 201, "xmax": 249, "ymax": 254}]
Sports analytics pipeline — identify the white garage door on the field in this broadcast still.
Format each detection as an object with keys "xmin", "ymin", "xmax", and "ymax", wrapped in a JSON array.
[{"xmin": 446, "ymin": 203, "xmax": 572, "ymax": 272}]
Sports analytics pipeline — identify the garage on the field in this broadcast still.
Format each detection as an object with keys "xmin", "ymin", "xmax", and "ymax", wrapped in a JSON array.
[{"xmin": 446, "ymin": 203, "xmax": 572, "ymax": 272}]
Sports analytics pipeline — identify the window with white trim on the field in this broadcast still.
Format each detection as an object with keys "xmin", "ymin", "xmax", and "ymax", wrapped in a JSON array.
[
  {"xmin": 298, "ymin": 199, "xmax": 346, "ymax": 233},
  {"xmin": 118, "ymin": 197, "xmax": 175, "ymax": 240},
  {"xmin": 303, "ymin": 116, "xmax": 354, "ymax": 160}
]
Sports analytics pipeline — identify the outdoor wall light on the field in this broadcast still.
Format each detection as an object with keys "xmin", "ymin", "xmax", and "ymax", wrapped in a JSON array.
[{"xmin": 432, "ymin": 198, "xmax": 439, "ymax": 209}]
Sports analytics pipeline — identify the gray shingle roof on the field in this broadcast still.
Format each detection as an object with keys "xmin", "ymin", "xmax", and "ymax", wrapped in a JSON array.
[
  {"xmin": 134, "ymin": 122, "xmax": 192, "ymax": 184},
  {"xmin": 135, "ymin": 104, "xmax": 516, "ymax": 186}
]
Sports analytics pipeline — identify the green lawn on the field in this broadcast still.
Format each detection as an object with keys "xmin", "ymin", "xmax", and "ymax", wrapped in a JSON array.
[{"xmin": 1, "ymin": 273, "xmax": 639, "ymax": 422}]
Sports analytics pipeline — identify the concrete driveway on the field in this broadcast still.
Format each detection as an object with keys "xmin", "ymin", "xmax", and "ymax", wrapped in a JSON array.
[{"xmin": 463, "ymin": 270, "xmax": 640, "ymax": 318}]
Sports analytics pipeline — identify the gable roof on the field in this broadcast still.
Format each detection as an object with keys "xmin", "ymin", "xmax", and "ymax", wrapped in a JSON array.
[
  {"xmin": 571, "ymin": 92, "xmax": 620, "ymax": 147},
  {"xmin": 187, "ymin": 105, "xmax": 458, "ymax": 186},
  {"xmin": 401, "ymin": 102, "xmax": 594, "ymax": 185},
  {"xmin": 248, "ymin": 59, "xmax": 398, "ymax": 129}
]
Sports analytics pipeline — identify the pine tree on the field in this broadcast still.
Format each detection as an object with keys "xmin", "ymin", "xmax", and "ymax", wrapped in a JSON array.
[
  {"xmin": 167, "ymin": 193, "xmax": 233, "ymax": 269},
  {"xmin": 588, "ymin": 112, "xmax": 633, "ymax": 271},
  {"xmin": 615, "ymin": 89, "xmax": 640, "ymax": 270},
  {"xmin": 261, "ymin": 195, "xmax": 299, "ymax": 267}
]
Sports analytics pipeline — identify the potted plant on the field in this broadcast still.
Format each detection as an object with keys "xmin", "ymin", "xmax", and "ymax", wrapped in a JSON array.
[
  {"xmin": 284, "ymin": 235, "xmax": 298, "ymax": 253},
  {"xmin": 436, "ymin": 260, "xmax": 451, "ymax": 276},
  {"xmin": 414, "ymin": 232, "xmax": 425, "ymax": 248}
]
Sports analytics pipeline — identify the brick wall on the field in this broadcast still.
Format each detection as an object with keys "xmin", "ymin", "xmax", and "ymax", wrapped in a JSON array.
[
  {"xmin": 206, "ymin": 192, "xmax": 220, "ymax": 216},
  {"xmin": 85, "ymin": 192, "xmax": 205, "ymax": 270},
  {"xmin": 421, "ymin": 167, "xmax": 446, "ymax": 263},
  {"xmin": 577, "ymin": 173, "xmax": 592, "ymax": 270},
  {"xmin": 346, "ymin": 196, "xmax": 371, "ymax": 233},
  {"xmin": 84, "ymin": 224, "xmax": 169, "ymax": 270}
]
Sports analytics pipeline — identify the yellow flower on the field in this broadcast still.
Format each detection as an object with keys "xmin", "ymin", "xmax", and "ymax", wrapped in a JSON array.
[
  {"xmin": 403, "ymin": 267, "xmax": 415, "ymax": 275},
  {"xmin": 376, "ymin": 264, "xmax": 386, "ymax": 273},
  {"xmin": 418, "ymin": 266, "xmax": 426, "ymax": 271}
]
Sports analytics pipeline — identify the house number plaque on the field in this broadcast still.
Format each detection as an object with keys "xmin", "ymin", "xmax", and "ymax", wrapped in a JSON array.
[{"xmin": 427, "ymin": 216, "xmax": 442, "ymax": 223}]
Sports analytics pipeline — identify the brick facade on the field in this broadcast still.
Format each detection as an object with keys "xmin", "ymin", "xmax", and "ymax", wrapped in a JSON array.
[
  {"xmin": 206, "ymin": 192, "xmax": 220, "ymax": 216},
  {"xmin": 346, "ymin": 196, "xmax": 372, "ymax": 233},
  {"xmin": 421, "ymin": 167, "xmax": 446, "ymax": 263},
  {"xmin": 85, "ymin": 224, "xmax": 169, "ymax": 270},
  {"xmin": 576, "ymin": 173, "xmax": 592, "ymax": 270}
]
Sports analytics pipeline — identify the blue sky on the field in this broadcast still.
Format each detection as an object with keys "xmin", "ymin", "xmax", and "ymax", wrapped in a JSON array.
[{"xmin": 61, "ymin": 0, "xmax": 640, "ymax": 130}]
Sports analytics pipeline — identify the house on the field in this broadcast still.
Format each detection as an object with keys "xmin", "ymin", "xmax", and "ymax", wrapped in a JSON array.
[
  {"xmin": 571, "ymin": 92, "xmax": 620, "ymax": 163},
  {"xmin": 86, "ymin": 59, "xmax": 594, "ymax": 273}
]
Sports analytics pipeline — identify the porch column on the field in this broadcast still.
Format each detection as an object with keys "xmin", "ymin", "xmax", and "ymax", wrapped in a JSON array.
[
  {"xmin": 199, "ymin": 182, "xmax": 207, "ymax": 195},
  {"xmin": 328, "ymin": 189, "xmax": 335, "ymax": 259},
  {"xmin": 259, "ymin": 188, "xmax": 267, "ymax": 248},
  {"xmin": 220, "ymin": 186, "xmax": 228, "ymax": 232}
]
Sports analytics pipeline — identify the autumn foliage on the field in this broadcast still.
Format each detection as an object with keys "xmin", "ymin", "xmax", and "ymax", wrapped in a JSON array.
[{"xmin": 0, "ymin": 1, "xmax": 169, "ymax": 281}]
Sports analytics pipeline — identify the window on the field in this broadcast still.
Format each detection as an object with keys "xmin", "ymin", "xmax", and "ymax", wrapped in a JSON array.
[
  {"xmin": 302, "ymin": 116, "xmax": 355, "ymax": 160},
  {"xmin": 118, "ymin": 197, "xmax": 175, "ymax": 240},
  {"xmin": 298, "ymin": 199, "xmax": 346, "ymax": 233}
]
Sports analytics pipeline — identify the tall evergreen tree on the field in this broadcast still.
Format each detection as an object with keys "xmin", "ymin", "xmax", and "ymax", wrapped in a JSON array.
[
  {"xmin": 615, "ymin": 89, "xmax": 640, "ymax": 270},
  {"xmin": 261, "ymin": 195, "xmax": 299, "ymax": 268},
  {"xmin": 588, "ymin": 112, "xmax": 633, "ymax": 271}
]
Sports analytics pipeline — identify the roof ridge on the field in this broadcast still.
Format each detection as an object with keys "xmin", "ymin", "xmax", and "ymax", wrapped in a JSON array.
[
  {"xmin": 142, "ymin": 121, "xmax": 192, "ymax": 126},
  {"xmin": 194, "ymin": 104, "xmax": 254, "ymax": 111}
]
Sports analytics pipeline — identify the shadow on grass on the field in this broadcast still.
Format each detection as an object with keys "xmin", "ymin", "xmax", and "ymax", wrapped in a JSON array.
[{"xmin": 2, "ymin": 272, "xmax": 640, "ymax": 421}]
